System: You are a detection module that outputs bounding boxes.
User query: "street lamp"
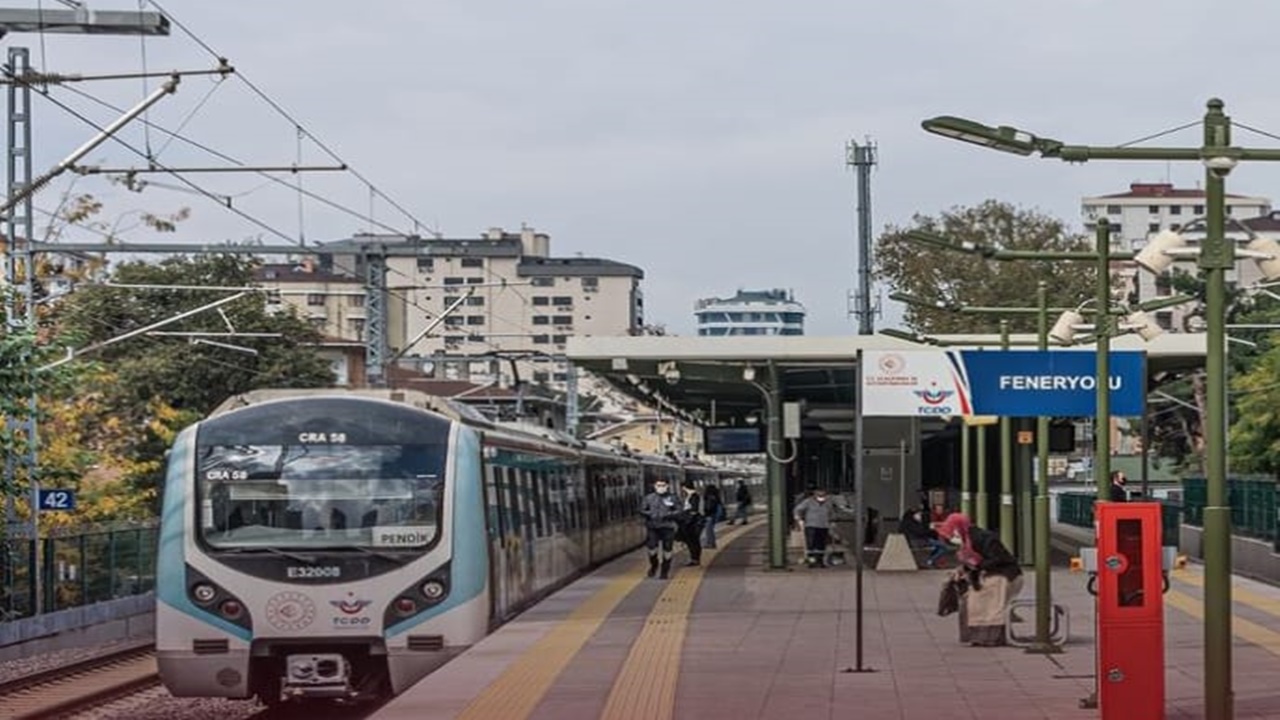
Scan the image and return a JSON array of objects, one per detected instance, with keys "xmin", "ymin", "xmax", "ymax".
[{"xmin": 922, "ymin": 98, "xmax": 1280, "ymax": 720}]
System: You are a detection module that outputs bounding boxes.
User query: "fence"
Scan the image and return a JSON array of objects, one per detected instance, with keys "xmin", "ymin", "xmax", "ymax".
[
  {"xmin": 1181, "ymin": 477, "xmax": 1278, "ymax": 551},
  {"xmin": 1, "ymin": 523, "xmax": 157, "ymax": 620},
  {"xmin": 1057, "ymin": 492, "xmax": 1182, "ymax": 547}
]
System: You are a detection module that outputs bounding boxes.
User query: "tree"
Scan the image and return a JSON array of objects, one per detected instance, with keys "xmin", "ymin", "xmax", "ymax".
[
  {"xmin": 875, "ymin": 200, "xmax": 1099, "ymax": 334},
  {"xmin": 49, "ymin": 253, "xmax": 336, "ymax": 505}
]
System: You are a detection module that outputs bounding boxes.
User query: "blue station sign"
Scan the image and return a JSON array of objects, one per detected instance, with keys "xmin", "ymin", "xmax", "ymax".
[{"xmin": 861, "ymin": 350, "xmax": 1145, "ymax": 417}]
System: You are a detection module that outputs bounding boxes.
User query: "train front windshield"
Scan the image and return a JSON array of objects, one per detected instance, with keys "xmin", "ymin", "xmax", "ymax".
[{"xmin": 197, "ymin": 443, "xmax": 447, "ymax": 551}]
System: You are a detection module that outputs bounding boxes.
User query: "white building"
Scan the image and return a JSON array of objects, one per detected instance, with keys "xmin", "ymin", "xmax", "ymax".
[
  {"xmin": 1081, "ymin": 182, "xmax": 1273, "ymax": 332},
  {"xmin": 256, "ymin": 226, "xmax": 645, "ymax": 387},
  {"xmin": 694, "ymin": 288, "xmax": 805, "ymax": 336}
]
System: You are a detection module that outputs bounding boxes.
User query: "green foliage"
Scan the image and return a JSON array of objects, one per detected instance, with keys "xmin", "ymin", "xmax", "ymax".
[
  {"xmin": 874, "ymin": 200, "xmax": 1100, "ymax": 334},
  {"xmin": 51, "ymin": 254, "xmax": 336, "ymax": 501}
]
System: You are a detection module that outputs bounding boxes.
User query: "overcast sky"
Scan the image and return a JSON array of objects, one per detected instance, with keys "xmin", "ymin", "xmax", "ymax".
[{"xmin": 19, "ymin": 1, "xmax": 1280, "ymax": 335}]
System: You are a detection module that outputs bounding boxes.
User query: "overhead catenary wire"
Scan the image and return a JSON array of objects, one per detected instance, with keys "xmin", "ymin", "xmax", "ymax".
[{"xmin": 145, "ymin": 0, "xmax": 435, "ymax": 238}]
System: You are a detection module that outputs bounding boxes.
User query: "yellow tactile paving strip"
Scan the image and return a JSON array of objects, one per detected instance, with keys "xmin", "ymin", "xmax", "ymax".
[
  {"xmin": 1167, "ymin": 568, "xmax": 1280, "ymax": 656},
  {"xmin": 453, "ymin": 561, "xmax": 647, "ymax": 720},
  {"xmin": 597, "ymin": 521, "xmax": 756, "ymax": 720},
  {"xmin": 457, "ymin": 520, "xmax": 758, "ymax": 720}
]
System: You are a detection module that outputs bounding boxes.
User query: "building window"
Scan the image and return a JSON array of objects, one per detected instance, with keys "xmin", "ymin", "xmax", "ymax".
[
  {"xmin": 443, "ymin": 277, "xmax": 465, "ymax": 285},
  {"xmin": 347, "ymin": 294, "xmax": 365, "ymax": 307},
  {"xmin": 552, "ymin": 335, "xmax": 568, "ymax": 345},
  {"xmin": 1170, "ymin": 205, "xmax": 1182, "ymax": 215},
  {"xmin": 465, "ymin": 296, "xmax": 484, "ymax": 306},
  {"xmin": 1194, "ymin": 204, "xmax": 1204, "ymax": 214},
  {"xmin": 1226, "ymin": 206, "xmax": 1234, "ymax": 215},
  {"xmin": 532, "ymin": 371, "xmax": 550, "ymax": 382},
  {"xmin": 1155, "ymin": 273, "xmax": 1173, "ymax": 297},
  {"xmin": 460, "ymin": 258, "xmax": 484, "ymax": 268},
  {"xmin": 306, "ymin": 293, "xmax": 325, "ymax": 306},
  {"xmin": 552, "ymin": 296, "xmax": 572, "ymax": 306},
  {"xmin": 347, "ymin": 318, "xmax": 365, "ymax": 338},
  {"xmin": 1106, "ymin": 205, "xmax": 1121, "ymax": 215},
  {"xmin": 552, "ymin": 315, "xmax": 573, "ymax": 325},
  {"xmin": 1155, "ymin": 311, "xmax": 1173, "ymax": 330},
  {"xmin": 531, "ymin": 277, "xmax": 554, "ymax": 287},
  {"xmin": 532, "ymin": 334, "xmax": 550, "ymax": 344},
  {"xmin": 1148, "ymin": 223, "xmax": 1160, "ymax": 233},
  {"xmin": 467, "ymin": 333, "xmax": 485, "ymax": 343},
  {"xmin": 466, "ymin": 277, "xmax": 484, "ymax": 284},
  {"xmin": 467, "ymin": 315, "xmax": 485, "ymax": 325},
  {"xmin": 532, "ymin": 297, "xmax": 550, "ymax": 306},
  {"xmin": 581, "ymin": 277, "xmax": 599, "ymax": 289},
  {"xmin": 1148, "ymin": 205, "xmax": 1160, "ymax": 214},
  {"xmin": 532, "ymin": 316, "xmax": 550, "ymax": 325},
  {"xmin": 416, "ymin": 257, "xmax": 434, "ymax": 271},
  {"xmin": 308, "ymin": 317, "xmax": 327, "ymax": 329},
  {"xmin": 553, "ymin": 372, "xmax": 568, "ymax": 382}
]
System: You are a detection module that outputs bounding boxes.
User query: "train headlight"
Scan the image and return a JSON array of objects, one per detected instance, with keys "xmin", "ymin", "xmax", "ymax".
[
  {"xmin": 192, "ymin": 583, "xmax": 217, "ymax": 604},
  {"xmin": 219, "ymin": 599, "xmax": 244, "ymax": 619},
  {"xmin": 393, "ymin": 597, "xmax": 417, "ymax": 616},
  {"xmin": 421, "ymin": 580, "xmax": 446, "ymax": 600}
]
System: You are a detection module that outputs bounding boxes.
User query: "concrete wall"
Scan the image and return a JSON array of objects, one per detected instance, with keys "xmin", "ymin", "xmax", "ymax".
[
  {"xmin": 0, "ymin": 593, "xmax": 155, "ymax": 662},
  {"xmin": 1179, "ymin": 525, "xmax": 1280, "ymax": 584}
]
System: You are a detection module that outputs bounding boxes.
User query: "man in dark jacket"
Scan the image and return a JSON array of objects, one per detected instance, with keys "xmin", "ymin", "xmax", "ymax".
[
  {"xmin": 1109, "ymin": 470, "xmax": 1129, "ymax": 502},
  {"xmin": 899, "ymin": 507, "xmax": 951, "ymax": 567},
  {"xmin": 639, "ymin": 479, "xmax": 680, "ymax": 579}
]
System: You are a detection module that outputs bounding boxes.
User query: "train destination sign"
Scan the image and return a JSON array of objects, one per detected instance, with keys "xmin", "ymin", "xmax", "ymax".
[{"xmin": 861, "ymin": 349, "xmax": 1145, "ymax": 418}]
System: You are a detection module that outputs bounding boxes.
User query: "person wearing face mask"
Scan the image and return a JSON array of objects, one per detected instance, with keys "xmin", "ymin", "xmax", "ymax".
[
  {"xmin": 639, "ymin": 478, "xmax": 680, "ymax": 579},
  {"xmin": 793, "ymin": 487, "xmax": 835, "ymax": 567},
  {"xmin": 935, "ymin": 513, "xmax": 1023, "ymax": 646}
]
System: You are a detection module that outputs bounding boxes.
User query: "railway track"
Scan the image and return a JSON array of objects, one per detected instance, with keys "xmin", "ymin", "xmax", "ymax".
[{"xmin": 0, "ymin": 641, "xmax": 161, "ymax": 719}]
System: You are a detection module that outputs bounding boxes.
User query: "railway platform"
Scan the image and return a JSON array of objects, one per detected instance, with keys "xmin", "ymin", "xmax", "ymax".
[{"xmin": 373, "ymin": 520, "xmax": 1280, "ymax": 719}]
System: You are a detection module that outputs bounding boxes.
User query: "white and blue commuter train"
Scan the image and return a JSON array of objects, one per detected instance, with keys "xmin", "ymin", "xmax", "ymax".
[{"xmin": 155, "ymin": 388, "xmax": 761, "ymax": 705}]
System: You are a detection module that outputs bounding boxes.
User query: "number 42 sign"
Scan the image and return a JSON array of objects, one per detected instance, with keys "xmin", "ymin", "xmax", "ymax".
[{"xmin": 37, "ymin": 489, "xmax": 76, "ymax": 512}]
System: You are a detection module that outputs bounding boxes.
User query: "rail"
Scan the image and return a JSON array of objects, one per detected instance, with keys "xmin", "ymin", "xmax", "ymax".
[{"xmin": 0, "ymin": 641, "xmax": 158, "ymax": 718}]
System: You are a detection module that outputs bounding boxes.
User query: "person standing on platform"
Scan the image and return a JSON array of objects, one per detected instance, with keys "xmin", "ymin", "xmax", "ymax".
[
  {"xmin": 639, "ymin": 479, "xmax": 680, "ymax": 579},
  {"xmin": 677, "ymin": 480, "xmax": 704, "ymax": 566},
  {"xmin": 936, "ymin": 513, "xmax": 1023, "ymax": 646},
  {"xmin": 1109, "ymin": 470, "xmax": 1129, "ymax": 502},
  {"xmin": 794, "ymin": 487, "xmax": 835, "ymax": 567},
  {"xmin": 731, "ymin": 481, "xmax": 752, "ymax": 525},
  {"xmin": 702, "ymin": 483, "xmax": 724, "ymax": 549}
]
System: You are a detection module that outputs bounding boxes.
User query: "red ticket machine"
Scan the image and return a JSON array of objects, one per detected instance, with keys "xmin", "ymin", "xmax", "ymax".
[{"xmin": 1096, "ymin": 502, "xmax": 1165, "ymax": 719}]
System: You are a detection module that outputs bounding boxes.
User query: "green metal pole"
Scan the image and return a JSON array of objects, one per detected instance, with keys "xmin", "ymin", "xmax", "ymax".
[
  {"xmin": 1018, "ymin": 418, "xmax": 1034, "ymax": 564},
  {"xmin": 1201, "ymin": 98, "xmax": 1234, "ymax": 720},
  {"xmin": 1000, "ymin": 320, "xmax": 1015, "ymax": 550},
  {"xmin": 766, "ymin": 361, "xmax": 788, "ymax": 570},
  {"xmin": 961, "ymin": 424, "xmax": 972, "ymax": 517},
  {"xmin": 1094, "ymin": 222, "xmax": 1112, "ymax": 506},
  {"xmin": 1029, "ymin": 280, "xmax": 1061, "ymax": 653},
  {"xmin": 976, "ymin": 422, "xmax": 989, "ymax": 528}
]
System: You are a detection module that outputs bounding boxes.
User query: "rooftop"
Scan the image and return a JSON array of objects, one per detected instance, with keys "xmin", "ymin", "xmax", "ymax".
[
  {"xmin": 695, "ymin": 288, "xmax": 802, "ymax": 309},
  {"xmin": 1086, "ymin": 182, "xmax": 1262, "ymax": 201}
]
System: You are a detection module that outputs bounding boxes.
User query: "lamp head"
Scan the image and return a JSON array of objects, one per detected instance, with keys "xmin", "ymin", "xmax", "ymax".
[
  {"xmin": 1134, "ymin": 230, "xmax": 1187, "ymax": 275},
  {"xmin": 1125, "ymin": 310, "xmax": 1164, "ymax": 342},
  {"xmin": 921, "ymin": 116, "xmax": 1038, "ymax": 156},
  {"xmin": 1247, "ymin": 236, "xmax": 1280, "ymax": 281},
  {"xmin": 1049, "ymin": 310, "xmax": 1083, "ymax": 344}
]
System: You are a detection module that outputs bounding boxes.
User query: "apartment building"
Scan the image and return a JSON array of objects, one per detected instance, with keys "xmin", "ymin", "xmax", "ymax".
[
  {"xmin": 694, "ymin": 288, "xmax": 805, "ymax": 336},
  {"xmin": 1081, "ymin": 182, "xmax": 1272, "ymax": 332},
  {"xmin": 255, "ymin": 227, "xmax": 645, "ymax": 387}
]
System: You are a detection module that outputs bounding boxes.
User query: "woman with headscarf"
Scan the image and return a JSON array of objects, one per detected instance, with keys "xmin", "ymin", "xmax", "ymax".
[{"xmin": 935, "ymin": 513, "xmax": 1023, "ymax": 646}]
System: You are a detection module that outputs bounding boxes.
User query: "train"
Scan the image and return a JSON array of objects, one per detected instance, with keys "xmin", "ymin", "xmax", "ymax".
[{"xmin": 154, "ymin": 388, "xmax": 762, "ymax": 705}]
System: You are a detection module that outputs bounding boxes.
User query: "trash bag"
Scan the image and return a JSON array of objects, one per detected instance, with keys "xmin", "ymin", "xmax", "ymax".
[{"xmin": 937, "ymin": 576, "xmax": 967, "ymax": 617}]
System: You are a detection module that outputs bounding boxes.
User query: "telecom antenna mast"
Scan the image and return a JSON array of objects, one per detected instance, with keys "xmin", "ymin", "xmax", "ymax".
[{"xmin": 846, "ymin": 139, "xmax": 878, "ymax": 335}]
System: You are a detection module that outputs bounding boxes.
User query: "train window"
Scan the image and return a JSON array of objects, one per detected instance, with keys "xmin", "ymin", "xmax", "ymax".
[
  {"xmin": 530, "ymin": 470, "xmax": 545, "ymax": 539},
  {"xmin": 539, "ymin": 469, "xmax": 553, "ymax": 536},
  {"xmin": 517, "ymin": 469, "xmax": 534, "ymax": 542},
  {"xmin": 196, "ymin": 443, "xmax": 446, "ymax": 551},
  {"xmin": 505, "ymin": 467, "xmax": 520, "ymax": 537},
  {"xmin": 489, "ymin": 465, "xmax": 506, "ymax": 546}
]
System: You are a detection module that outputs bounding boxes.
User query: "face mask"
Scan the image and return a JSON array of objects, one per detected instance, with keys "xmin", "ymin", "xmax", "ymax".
[
  {"xmin": 816, "ymin": 496, "xmax": 828, "ymax": 503},
  {"xmin": 949, "ymin": 533, "xmax": 964, "ymax": 546},
  {"xmin": 655, "ymin": 486, "xmax": 669, "ymax": 495}
]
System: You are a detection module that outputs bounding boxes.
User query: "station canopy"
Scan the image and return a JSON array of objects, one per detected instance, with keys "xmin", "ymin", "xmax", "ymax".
[{"xmin": 566, "ymin": 332, "xmax": 1207, "ymax": 442}]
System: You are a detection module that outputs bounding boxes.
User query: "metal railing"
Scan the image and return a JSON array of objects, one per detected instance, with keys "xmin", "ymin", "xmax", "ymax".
[
  {"xmin": 1, "ymin": 522, "xmax": 157, "ymax": 620},
  {"xmin": 1057, "ymin": 492, "xmax": 1182, "ymax": 547},
  {"xmin": 1181, "ymin": 477, "xmax": 1277, "ymax": 546}
]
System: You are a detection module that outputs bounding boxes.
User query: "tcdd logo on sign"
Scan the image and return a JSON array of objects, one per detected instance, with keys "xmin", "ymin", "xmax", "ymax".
[{"xmin": 37, "ymin": 489, "xmax": 76, "ymax": 512}]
